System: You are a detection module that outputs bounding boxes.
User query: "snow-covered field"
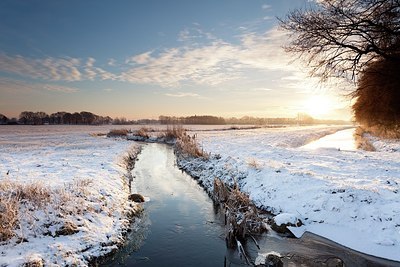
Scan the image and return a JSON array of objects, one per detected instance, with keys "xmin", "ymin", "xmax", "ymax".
[
  {"xmin": 178, "ymin": 125, "xmax": 400, "ymax": 262},
  {"xmin": 1, "ymin": 125, "xmax": 400, "ymax": 265},
  {"xmin": 0, "ymin": 125, "xmax": 138, "ymax": 266}
]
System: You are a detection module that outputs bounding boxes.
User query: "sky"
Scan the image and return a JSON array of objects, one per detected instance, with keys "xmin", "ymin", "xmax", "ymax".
[{"xmin": 0, "ymin": 0, "xmax": 354, "ymax": 120}]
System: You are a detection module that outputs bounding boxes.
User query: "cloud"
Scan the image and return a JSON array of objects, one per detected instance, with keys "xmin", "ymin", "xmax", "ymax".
[
  {"xmin": 262, "ymin": 4, "xmax": 271, "ymax": 10},
  {"xmin": 126, "ymin": 51, "xmax": 153, "ymax": 65},
  {"xmin": 107, "ymin": 58, "xmax": 117, "ymax": 66},
  {"xmin": 0, "ymin": 26, "xmax": 301, "ymax": 89},
  {"xmin": 85, "ymin": 57, "xmax": 117, "ymax": 81},
  {"xmin": 0, "ymin": 54, "xmax": 82, "ymax": 81},
  {"xmin": 165, "ymin": 92, "xmax": 201, "ymax": 98},
  {"xmin": 0, "ymin": 77, "xmax": 79, "ymax": 93},
  {"xmin": 120, "ymin": 42, "xmax": 242, "ymax": 87},
  {"xmin": 252, "ymin": 87, "xmax": 273, "ymax": 91},
  {"xmin": 120, "ymin": 26, "xmax": 297, "ymax": 87},
  {"xmin": 0, "ymin": 54, "xmax": 116, "ymax": 82}
]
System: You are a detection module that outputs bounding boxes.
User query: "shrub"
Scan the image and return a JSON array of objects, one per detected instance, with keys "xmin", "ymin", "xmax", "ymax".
[
  {"xmin": 107, "ymin": 128, "xmax": 129, "ymax": 137},
  {"xmin": 158, "ymin": 125, "xmax": 186, "ymax": 141},
  {"xmin": 352, "ymin": 58, "xmax": 400, "ymax": 133},
  {"xmin": 175, "ymin": 132, "xmax": 208, "ymax": 158},
  {"xmin": 213, "ymin": 178, "xmax": 266, "ymax": 248},
  {"xmin": 247, "ymin": 158, "xmax": 262, "ymax": 170},
  {"xmin": 0, "ymin": 180, "xmax": 51, "ymax": 241},
  {"xmin": 135, "ymin": 127, "xmax": 150, "ymax": 138},
  {"xmin": 354, "ymin": 127, "xmax": 376, "ymax": 151}
]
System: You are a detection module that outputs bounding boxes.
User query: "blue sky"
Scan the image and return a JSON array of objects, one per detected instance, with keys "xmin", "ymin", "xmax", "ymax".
[{"xmin": 0, "ymin": 0, "xmax": 353, "ymax": 120}]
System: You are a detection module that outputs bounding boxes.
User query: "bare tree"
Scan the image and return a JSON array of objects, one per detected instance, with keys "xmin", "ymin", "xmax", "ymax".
[{"xmin": 280, "ymin": 0, "xmax": 400, "ymax": 81}]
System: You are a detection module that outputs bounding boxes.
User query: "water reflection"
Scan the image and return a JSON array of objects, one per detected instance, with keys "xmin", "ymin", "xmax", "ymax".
[{"xmin": 102, "ymin": 143, "xmax": 400, "ymax": 267}]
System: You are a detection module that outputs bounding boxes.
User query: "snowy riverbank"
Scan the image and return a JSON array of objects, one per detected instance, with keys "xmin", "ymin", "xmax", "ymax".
[
  {"xmin": 177, "ymin": 126, "xmax": 400, "ymax": 262},
  {"xmin": 0, "ymin": 126, "xmax": 140, "ymax": 266}
]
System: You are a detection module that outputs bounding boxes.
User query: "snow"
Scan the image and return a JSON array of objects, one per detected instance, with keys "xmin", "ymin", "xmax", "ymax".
[
  {"xmin": 273, "ymin": 213, "xmax": 300, "ymax": 226},
  {"xmin": 1, "ymin": 124, "xmax": 400, "ymax": 264},
  {"xmin": 177, "ymin": 125, "xmax": 400, "ymax": 262},
  {"xmin": 0, "ymin": 125, "xmax": 139, "ymax": 266}
]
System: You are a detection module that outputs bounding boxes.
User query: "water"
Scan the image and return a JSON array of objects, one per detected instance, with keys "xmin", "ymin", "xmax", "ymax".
[
  {"xmin": 101, "ymin": 143, "xmax": 243, "ymax": 266},
  {"xmin": 302, "ymin": 128, "xmax": 357, "ymax": 151},
  {"xmin": 102, "ymin": 143, "xmax": 400, "ymax": 267}
]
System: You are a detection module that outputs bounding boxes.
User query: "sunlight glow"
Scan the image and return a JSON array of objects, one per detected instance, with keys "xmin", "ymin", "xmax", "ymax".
[{"xmin": 305, "ymin": 95, "xmax": 334, "ymax": 118}]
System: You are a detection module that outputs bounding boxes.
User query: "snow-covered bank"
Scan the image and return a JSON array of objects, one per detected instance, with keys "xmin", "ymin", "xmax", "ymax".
[
  {"xmin": 178, "ymin": 126, "xmax": 400, "ymax": 262},
  {"xmin": 0, "ymin": 126, "xmax": 140, "ymax": 266}
]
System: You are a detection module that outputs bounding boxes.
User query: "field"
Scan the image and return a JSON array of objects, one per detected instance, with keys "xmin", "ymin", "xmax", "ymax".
[
  {"xmin": 0, "ymin": 125, "xmax": 399, "ymax": 265},
  {"xmin": 181, "ymin": 125, "xmax": 400, "ymax": 261}
]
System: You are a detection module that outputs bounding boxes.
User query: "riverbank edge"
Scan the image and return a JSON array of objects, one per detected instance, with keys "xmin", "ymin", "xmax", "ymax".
[
  {"xmin": 122, "ymin": 133, "xmax": 400, "ymax": 266},
  {"xmin": 87, "ymin": 143, "xmax": 144, "ymax": 266}
]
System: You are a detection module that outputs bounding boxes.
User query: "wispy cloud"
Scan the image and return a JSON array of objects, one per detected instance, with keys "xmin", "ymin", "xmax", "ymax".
[
  {"xmin": 120, "ymin": 42, "xmax": 242, "ymax": 87},
  {"xmin": 0, "ymin": 26, "xmax": 301, "ymax": 89},
  {"xmin": 165, "ymin": 92, "xmax": 201, "ymax": 98},
  {"xmin": 0, "ymin": 77, "xmax": 79, "ymax": 93},
  {"xmin": 262, "ymin": 4, "xmax": 272, "ymax": 10},
  {"xmin": 0, "ymin": 54, "xmax": 116, "ymax": 82},
  {"xmin": 120, "ymin": 26, "xmax": 297, "ymax": 87},
  {"xmin": 0, "ymin": 54, "xmax": 82, "ymax": 81}
]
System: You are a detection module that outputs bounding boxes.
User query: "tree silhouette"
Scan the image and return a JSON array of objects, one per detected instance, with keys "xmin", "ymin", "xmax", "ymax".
[{"xmin": 280, "ymin": 0, "xmax": 400, "ymax": 130}]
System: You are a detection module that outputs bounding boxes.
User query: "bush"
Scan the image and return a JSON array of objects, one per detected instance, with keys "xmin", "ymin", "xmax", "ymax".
[
  {"xmin": 175, "ymin": 132, "xmax": 208, "ymax": 158},
  {"xmin": 353, "ymin": 127, "xmax": 376, "ymax": 151},
  {"xmin": 158, "ymin": 125, "xmax": 186, "ymax": 141},
  {"xmin": 352, "ymin": 58, "xmax": 400, "ymax": 134},
  {"xmin": 0, "ymin": 180, "xmax": 51, "ymax": 241},
  {"xmin": 107, "ymin": 129, "xmax": 129, "ymax": 137}
]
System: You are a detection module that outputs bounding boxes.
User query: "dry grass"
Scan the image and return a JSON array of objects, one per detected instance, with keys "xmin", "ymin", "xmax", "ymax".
[
  {"xmin": 213, "ymin": 178, "xmax": 266, "ymax": 248},
  {"xmin": 354, "ymin": 127, "xmax": 376, "ymax": 151},
  {"xmin": 175, "ymin": 132, "xmax": 209, "ymax": 158},
  {"xmin": 247, "ymin": 158, "xmax": 262, "ymax": 170},
  {"xmin": 367, "ymin": 125, "xmax": 400, "ymax": 139},
  {"xmin": 158, "ymin": 125, "xmax": 186, "ymax": 141},
  {"xmin": 0, "ymin": 180, "xmax": 51, "ymax": 241},
  {"xmin": 135, "ymin": 127, "xmax": 150, "ymax": 138},
  {"xmin": 107, "ymin": 128, "xmax": 129, "ymax": 137},
  {"xmin": 0, "ymin": 178, "xmax": 98, "ymax": 242}
]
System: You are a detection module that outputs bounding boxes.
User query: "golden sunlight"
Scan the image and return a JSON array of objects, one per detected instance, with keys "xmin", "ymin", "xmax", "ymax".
[{"xmin": 304, "ymin": 95, "xmax": 334, "ymax": 118}]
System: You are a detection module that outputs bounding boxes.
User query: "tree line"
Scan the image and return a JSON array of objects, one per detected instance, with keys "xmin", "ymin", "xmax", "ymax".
[
  {"xmin": 0, "ymin": 111, "xmax": 112, "ymax": 125},
  {"xmin": 0, "ymin": 112, "xmax": 349, "ymax": 126},
  {"xmin": 159, "ymin": 114, "xmax": 349, "ymax": 125}
]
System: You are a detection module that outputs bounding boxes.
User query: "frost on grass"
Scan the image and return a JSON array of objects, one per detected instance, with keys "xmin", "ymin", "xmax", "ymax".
[
  {"xmin": 176, "ymin": 126, "xmax": 400, "ymax": 262},
  {"xmin": 0, "ymin": 127, "xmax": 142, "ymax": 266}
]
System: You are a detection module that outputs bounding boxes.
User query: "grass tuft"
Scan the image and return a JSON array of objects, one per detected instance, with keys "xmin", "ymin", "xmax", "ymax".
[
  {"xmin": 175, "ymin": 132, "xmax": 209, "ymax": 158},
  {"xmin": 158, "ymin": 125, "xmax": 186, "ymax": 141},
  {"xmin": 107, "ymin": 128, "xmax": 129, "ymax": 138},
  {"xmin": 354, "ymin": 127, "xmax": 376, "ymax": 151},
  {"xmin": 213, "ymin": 178, "xmax": 266, "ymax": 248},
  {"xmin": 247, "ymin": 158, "xmax": 262, "ymax": 170},
  {"xmin": 0, "ymin": 180, "xmax": 51, "ymax": 241}
]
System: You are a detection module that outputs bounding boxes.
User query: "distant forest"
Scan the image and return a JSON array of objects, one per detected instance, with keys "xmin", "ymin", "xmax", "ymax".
[{"xmin": 0, "ymin": 111, "xmax": 350, "ymax": 126}]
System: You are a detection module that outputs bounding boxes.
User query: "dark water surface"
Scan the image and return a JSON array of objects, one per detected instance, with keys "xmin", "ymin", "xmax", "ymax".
[
  {"xmin": 102, "ymin": 143, "xmax": 400, "ymax": 267},
  {"xmin": 102, "ymin": 143, "xmax": 243, "ymax": 266}
]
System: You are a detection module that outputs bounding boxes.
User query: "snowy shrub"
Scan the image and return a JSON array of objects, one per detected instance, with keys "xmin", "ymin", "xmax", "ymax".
[
  {"xmin": 135, "ymin": 127, "xmax": 151, "ymax": 138},
  {"xmin": 354, "ymin": 127, "xmax": 376, "ymax": 151},
  {"xmin": 246, "ymin": 158, "xmax": 262, "ymax": 170},
  {"xmin": 107, "ymin": 128, "xmax": 130, "ymax": 137},
  {"xmin": 0, "ymin": 180, "xmax": 51, "ymax": 241},
  {"xmin": 158, "ymin": 125, "xmax": 186, "ymax": 141},
  {"xmin": 175, "ymin": 132, "xmax": 209, "ymax": 159},
  {"xmin": 213, "ymin": 178, "xmax": 266, "ymax": 248}
]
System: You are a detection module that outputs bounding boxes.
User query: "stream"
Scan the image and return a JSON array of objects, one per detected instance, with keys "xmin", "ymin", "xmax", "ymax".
[{"xmin": 101, "ymin": 143, "xmax": 400, "ymax": 267}]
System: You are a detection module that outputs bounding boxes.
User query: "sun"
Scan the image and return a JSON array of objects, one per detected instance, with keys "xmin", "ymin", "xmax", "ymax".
[{"xmin": 304, "ymin": 95, "xmax": 333, "ymax": 118}]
